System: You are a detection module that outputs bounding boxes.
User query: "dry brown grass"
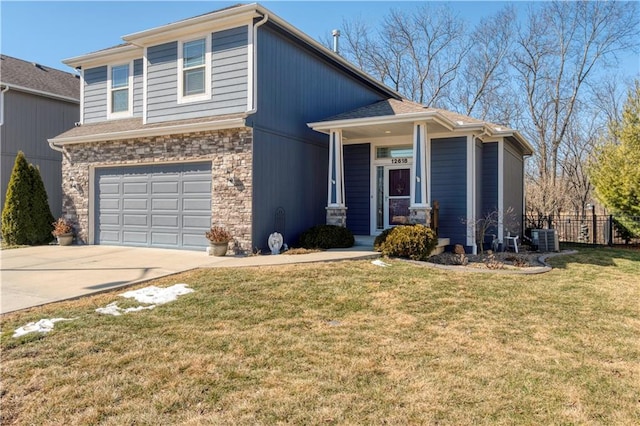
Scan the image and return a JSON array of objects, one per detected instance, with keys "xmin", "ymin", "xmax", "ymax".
[{"xmin": 1, "ymin": 248, "xmax": 639, "ymax": 425}]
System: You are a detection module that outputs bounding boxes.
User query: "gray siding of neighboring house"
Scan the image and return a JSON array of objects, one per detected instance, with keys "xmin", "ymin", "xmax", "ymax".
[
  {"xmin": 83, "ymin": 65, "xmax": 107, "ymax": 123},
  {"xmin": 431, "ymin": 137, "xmax": 467, "ymax": 246},
  {"xmin": 146, "ymin": 26, "xmax": 248, "ymax": 123},
  {"xmin": 249, "ymin": 23, "xmax": 389, "ymax": 248},
  {"xmin": 344, "ymin": 143, "xmax": 371, "ymax": 235},
  {"xmin": 503, "ymin": 138, "xmax": 524, "ymax": 234},
  {"xmin": 133, "ymin": 58, "xmax": 144, "ymax": 117},
  {"xmin": 1, "ymin": 90, "xmax": 79, "ymax": 218}
]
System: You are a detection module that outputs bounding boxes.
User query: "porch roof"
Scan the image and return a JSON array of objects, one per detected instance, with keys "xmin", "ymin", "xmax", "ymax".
[{"xmin": 308, "ymin": 98, "xmax": 534, "ymax": 155}]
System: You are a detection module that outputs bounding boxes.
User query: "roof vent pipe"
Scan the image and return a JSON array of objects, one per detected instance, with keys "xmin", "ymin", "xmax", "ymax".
[{"xmin": 332, "ymin": 29, "xmax": 340, "ymax": 54}]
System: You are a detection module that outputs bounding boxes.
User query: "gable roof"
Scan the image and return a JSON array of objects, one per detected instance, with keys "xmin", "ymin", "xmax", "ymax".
[
  {"xmin": 0, "ymin": 54, "xmax": 80, "ymax": 102},
  {"xmin": 309, "ymin": 98, "xmax": 534, "ymax": 155}
]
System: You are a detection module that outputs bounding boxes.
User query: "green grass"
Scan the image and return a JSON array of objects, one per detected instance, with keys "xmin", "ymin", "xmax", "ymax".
[{"xmin": 1, "ymin": 248, "xmax": 639, "ymax": 425}]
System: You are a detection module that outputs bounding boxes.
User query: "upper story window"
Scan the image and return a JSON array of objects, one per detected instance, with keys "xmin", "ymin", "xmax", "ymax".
[
  {"xmin": 178, "ymin": 36, "xmax": 211, "ymax": 104},
  {"xmin": 107, "ymin": 63, "xmax": 132, "ymax": 119}
]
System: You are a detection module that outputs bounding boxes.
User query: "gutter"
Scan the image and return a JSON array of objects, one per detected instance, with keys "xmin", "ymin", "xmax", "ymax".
[
  {"xmin": 246, "ymin": 12, "xmax": 269, "ymax": 115},
  {"xmin": 0, "ymin": 82, "xmax": 79, "ymax": 104},
  {"xmin": 48, "ymin": 117, "xmax": 247, "ymax": 145}
]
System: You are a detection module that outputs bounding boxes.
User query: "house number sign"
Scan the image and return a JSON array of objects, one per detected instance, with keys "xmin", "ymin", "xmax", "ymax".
[{"xmin": 391, "ymin": 158, "xmax": 409, "ymax": 164}]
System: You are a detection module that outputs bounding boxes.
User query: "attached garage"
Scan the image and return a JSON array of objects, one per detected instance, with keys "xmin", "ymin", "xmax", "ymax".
[{"xmin": 95, "ymin": 162, "xmax": 212, "ymax": 250}]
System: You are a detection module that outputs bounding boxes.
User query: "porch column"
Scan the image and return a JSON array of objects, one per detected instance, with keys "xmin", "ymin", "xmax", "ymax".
[
  {"xmin": 409, "ymin": 122, "xmax": 431, "ymax": 226},
  {"xmin": 326, "ymin": 129, "xmax": 347, "ymax": 227}
]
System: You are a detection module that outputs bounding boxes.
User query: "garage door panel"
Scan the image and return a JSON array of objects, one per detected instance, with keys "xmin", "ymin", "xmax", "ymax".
[
  {"xmin": 100, "ymin": 213, "xmax": 120, "ymax": 225},
  {"xmin": 100, "ymin": 199, "xmax": 120, "ymax": 210},
  {"xmin": 183, "ymin": 180, "xmax": 211, "ymax": 193},
  {"xmin": 123, "ymin": 182, "xmax": 148, "ymax": 194},
  {"xmin": 183, "ymin": 198, "xmax": 211, "ymax": 211},
  {"xmin": 123, "ymin": 231, "xmax": 148, "ymax": 244},
  {"xmin": 123, "ymin": 214, "xmax": 148, "ymax": 226},
  {"xmin": 152, "ymin": 198, "xmax": 179, "ymax": 211},
  {"xmin": 183, "ymin": 215, "xmax": 210, "ymax": 229},
  {"xmin": 123, "ymin": 199, "xmax": 147, "ymax": 210},
  {"xmin": 96, "ymin": 162, "xmax": 212, "ymax": 250},
  {"xmin": 152, "ymin": 215, "xmax": 179, "ymax": 227},
  {"xmin": 152, "ymin": 181, "xmax": 179, "ymax": 194}
]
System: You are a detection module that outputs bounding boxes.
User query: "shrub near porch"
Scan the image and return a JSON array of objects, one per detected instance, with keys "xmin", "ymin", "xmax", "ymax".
[{"xmin": 1, "ymin": 248, "xmax": 639, "ymax": 424}]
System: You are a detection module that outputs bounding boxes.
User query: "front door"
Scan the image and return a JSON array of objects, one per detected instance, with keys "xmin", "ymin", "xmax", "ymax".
[{"xmin": 376, "ymin": 166, "xmax": 411, "ymax": 230}]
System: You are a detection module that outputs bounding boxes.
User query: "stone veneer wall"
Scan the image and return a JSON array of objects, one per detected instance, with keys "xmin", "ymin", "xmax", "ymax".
[{"xmin": 61, "ymin": 128, "xmax": 253, "ymax": 252}]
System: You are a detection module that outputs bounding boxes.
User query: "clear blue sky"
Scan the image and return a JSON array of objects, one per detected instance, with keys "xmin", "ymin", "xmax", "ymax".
[{"xmin": 1, "ymin": 0, "xmax": 638, "ymax": 78}]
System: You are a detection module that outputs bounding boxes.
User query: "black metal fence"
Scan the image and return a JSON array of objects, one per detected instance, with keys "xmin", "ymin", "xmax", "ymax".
[{"xmin": 523, "ymin": 214, "xmax": 640, "ymax": 246}]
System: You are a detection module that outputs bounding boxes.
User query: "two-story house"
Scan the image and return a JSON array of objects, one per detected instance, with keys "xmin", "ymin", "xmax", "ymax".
[
  {"xmin": 49, "ymin": 3, "xmax": 532, "ymax": 254},
  {"xmin": 1, "ymin": 54, "xmax": 80, "ymax": 218}
]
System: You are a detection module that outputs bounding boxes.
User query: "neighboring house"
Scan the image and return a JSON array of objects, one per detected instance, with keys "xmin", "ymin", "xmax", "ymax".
[
  {"xmin": 1, "ymin": 55, "xmax": 80, "ymax": 218},
  {"xmin": 49, "ymin": 3, "xmax": 532, "ymax": 254}
]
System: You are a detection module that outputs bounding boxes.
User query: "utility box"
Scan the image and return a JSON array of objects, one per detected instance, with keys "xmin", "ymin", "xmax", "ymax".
[{"xmin": 531, "ymin": 229, "xmax": 559, "ymax": 252}]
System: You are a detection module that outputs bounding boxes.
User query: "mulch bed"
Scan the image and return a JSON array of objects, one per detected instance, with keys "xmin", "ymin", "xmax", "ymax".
[{"xmin": 428, "ymin": 250, "xmax": 545, "ymax": 270}]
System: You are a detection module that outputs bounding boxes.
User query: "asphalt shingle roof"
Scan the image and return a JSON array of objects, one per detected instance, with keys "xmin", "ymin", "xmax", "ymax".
[
  {"xmin": 1, "ymin": 54, "xmax": 80, "ymax": 101},
  {"xmin": 321, "ymin": 98, "xmax": 510, "ymax": 131}
]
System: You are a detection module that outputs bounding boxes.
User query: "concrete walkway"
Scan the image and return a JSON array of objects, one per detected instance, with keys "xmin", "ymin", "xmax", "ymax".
[{"xmin": 0, "ymin": 245, "xmax": 379, "ymax": 314}]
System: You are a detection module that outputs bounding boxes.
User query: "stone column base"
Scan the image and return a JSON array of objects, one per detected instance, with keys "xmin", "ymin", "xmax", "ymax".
[
  {"xmin": 326, "ymin": 206, "xmax": 348, "ymax": 227},
  {"xmin": 409, "ymin": 205, "xmax": 432, "ymax": 227}
]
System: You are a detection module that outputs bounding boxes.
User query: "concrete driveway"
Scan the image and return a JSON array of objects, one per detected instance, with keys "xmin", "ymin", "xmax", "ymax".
[
  {"xmin": 0, "ymin": 245, "xmax": 222, "ymax": 314},
  {"xmin": 0, "ymin": 245, "xmax": 379, "ymax": 314}
]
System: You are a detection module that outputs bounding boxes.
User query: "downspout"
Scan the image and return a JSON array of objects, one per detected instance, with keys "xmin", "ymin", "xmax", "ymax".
[
  {"xmin": 246, "ymin": 12, "xmax": 269, "ymax": 115},
  {"xmin": 0, "ymin": 85, "xmax": 9, "ymax": 126},
  {"xmin": 48, "ymin": 138, "xmax": 65, "ymax": 153}
]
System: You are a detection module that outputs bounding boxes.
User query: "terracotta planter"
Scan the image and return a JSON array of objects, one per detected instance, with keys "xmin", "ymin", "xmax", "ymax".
[
  {"xmin": 210, "ymin": 241, "xmax": 229, "ymax": 256},
  {"xmin": 56, "ymin": 233, "xmax": 73, "ymax": 246}
]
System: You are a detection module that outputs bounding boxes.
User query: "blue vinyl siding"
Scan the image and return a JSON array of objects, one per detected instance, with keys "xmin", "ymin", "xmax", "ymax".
[
  {"xmin": 83, "ymin": 65, "xmax": 107, "ymax": 123},
  {"xmin": 251, "ymin": 129, "xmax": 328, "ymax": 249},
  {"xmin": 504, "ymin": 139, "xmax": 524, "ymax": 233},
  {"xmin": 431, "ymin": 137, "xmax": 467, "ymax": 246},
  {"xmin": 146, "ymin": 26, "xmax": 248, "ymax": 123},
  {"xmin": 250, "ymin": 24, "xmax": 388, "ymax": 140},
  {"xmin": 344, "ymin": 144, "xmax": 371, "ymax": 235},
  {"xmin": 133, "ymin": 58, "xmax": 143, "ymax": 117},
  {"xmin": 250, "ymin": 23, "xmax": 389, "ymax": 249}
]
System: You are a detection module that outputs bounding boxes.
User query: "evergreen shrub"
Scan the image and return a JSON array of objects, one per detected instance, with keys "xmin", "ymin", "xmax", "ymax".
[
  {"xmin": 377, "ymin": 224, "xmax": 438, "ymax": 261},
  {"xmin": 299, "ymin": 224, "xmax": 354, "ymax": 249}
]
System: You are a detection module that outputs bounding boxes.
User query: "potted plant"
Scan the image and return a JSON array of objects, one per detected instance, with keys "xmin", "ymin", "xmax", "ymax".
[
  {"xmin": 52, "ymin": 217, "xmax": 73, "ymax": 246},
  {"xmin": 205, "ymin": 225, "xmax": 232, "ymax": 256}
]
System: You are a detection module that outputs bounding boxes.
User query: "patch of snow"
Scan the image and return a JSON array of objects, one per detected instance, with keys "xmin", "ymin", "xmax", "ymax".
[
  {"xmin": 120, "ymin": 283, "xmax": 194, "ymax": 305},
  {"xmin": 96, "ymin": 284, "xmax": 194, "ymax": 316},
  {"xmin": 13, "ymin": 318, "xmax": 77, "ymax": 338},
  {"xmin": 95, "ymin": 302, "xmax": 156, "ymax": 316},
  {"xmin": 371, "ymin": 259, "xmax": 391, "ymax": 267}
]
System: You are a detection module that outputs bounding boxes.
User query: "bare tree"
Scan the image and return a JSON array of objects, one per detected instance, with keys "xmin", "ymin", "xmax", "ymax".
[
  {"xmin": 452, "ymin": 5, "xmax": 516, "ymax": 122},
  {"xmin": 513, "ymin": 0, "xmax": 640, "ymax": 217}
]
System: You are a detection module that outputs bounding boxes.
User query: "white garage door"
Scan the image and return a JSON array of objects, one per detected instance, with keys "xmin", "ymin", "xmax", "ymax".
[{"xmin": 95, "ymin": 162, "xmax": 212, "ymax": 250}]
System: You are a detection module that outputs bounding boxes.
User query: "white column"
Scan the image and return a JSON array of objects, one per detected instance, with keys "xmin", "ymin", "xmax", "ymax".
[
  {"xmin": 497, "ymin": 138, "xmax": 505, "ymax": 244},
  {"xmin": 326, "ymin": 129, "xmax": 347, "ymax": 227},
  {"xmin": 409, "ymin": 122, "xmax": 431, "ymax": 226},
  {"xmin": 327, "ymin": 129, "xmax": 344, "ymax": 206},
  {"xmin": 410, "ymin": 122, "xmax": 428, "ymax": 207},
  {"xmin": 466, "ymin": 134, "xmax": 477, "ymax": 253}
]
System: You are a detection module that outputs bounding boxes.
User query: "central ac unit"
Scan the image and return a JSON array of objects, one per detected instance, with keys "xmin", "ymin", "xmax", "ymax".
[{"xmin": 531, "ymin": 229, "xmax": 559, "ymax": 252}]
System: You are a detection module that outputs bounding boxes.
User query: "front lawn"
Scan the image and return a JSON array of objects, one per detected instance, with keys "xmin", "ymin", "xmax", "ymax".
[{"xmin": 1, "ymin": 248, "xmax": 639, "ymax": 424}]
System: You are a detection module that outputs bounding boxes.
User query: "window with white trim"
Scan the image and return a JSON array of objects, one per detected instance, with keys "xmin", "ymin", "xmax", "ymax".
[
  {"xmin": 178, "ymin": 36, "xmax": 211, "ymax": 103},
  {"xmin": 107, "ymin": 63, "xmax": 132, "ymax": 118}
]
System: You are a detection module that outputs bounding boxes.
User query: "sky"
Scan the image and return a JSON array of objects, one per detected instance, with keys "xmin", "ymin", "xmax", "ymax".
[{"xmin": 1, "ymin": 0, "xmax": 638, "ymax": 78}]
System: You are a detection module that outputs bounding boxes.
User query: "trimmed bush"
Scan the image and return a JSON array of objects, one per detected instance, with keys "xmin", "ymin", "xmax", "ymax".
[
  {"xmin": 373, "ymin": 227, "xmax": 395, "ymax": 250},
  {"xmin": 1, "ymin": 152, "xmax": 54, "ymax": 245},
  {"xmin": 299, "ymin": 224, "xmax": 354, "ymax": 249},
  {"xmin": 377, "ymin": 224, "xmax": 438, "ymax": 261},
  {"xmin": 2, "ymin": 152, "xmax": 34, "ymax": 245},
  {"xmin": 29, "ymin": 164, "xmax": 55, "ymax": 245}
]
